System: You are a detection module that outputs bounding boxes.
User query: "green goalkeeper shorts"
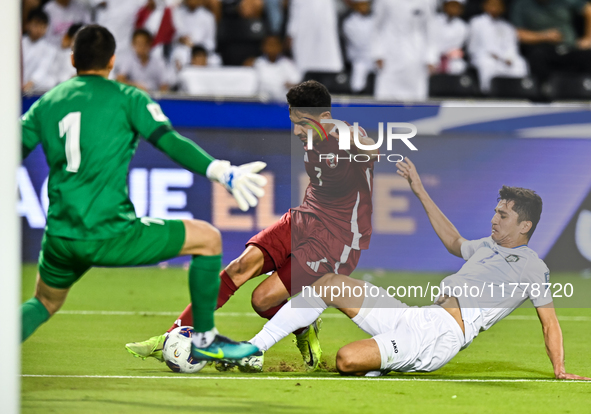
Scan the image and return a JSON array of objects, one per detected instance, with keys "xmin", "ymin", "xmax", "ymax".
[{"xmin": 38, "ymin": 218, "xmax": 186, "ymax": 289}]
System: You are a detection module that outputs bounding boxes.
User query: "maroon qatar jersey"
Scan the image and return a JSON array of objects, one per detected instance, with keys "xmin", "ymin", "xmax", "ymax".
[{"xmin": 292, "ymin": 125, "xmax": 374, "ymax": 251}]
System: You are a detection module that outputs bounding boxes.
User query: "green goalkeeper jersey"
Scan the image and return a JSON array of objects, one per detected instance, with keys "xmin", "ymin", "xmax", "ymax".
[{"xmin": 21, "ymin": 75, "xmax": 176, "ymax": 240}]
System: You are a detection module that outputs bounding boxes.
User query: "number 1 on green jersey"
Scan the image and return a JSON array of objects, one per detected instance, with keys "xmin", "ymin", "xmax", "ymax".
[{"xmin": 59, "ymin": 112, "xmax": 81, "ymax": 173}]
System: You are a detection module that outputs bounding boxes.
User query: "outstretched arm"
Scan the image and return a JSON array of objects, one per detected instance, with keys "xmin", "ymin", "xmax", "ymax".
[
  {"xmin": 396, "ymin": 158, "xmax": 466, "ymax": 258},
  {"xmin": 151, "ymin": 130, "xmax": 267, "ymax": 212},
  {"xmin": 536, "ymin": 305, "xmax": 590, "ymax": 380}
]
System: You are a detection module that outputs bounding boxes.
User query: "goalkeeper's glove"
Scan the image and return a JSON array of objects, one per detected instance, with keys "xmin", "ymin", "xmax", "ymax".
[{"xmin": 206, "ymin": 160, "xmax": 267, "ymax": 211}]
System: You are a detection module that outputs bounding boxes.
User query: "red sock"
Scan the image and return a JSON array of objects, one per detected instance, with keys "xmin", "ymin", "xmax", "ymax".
[
  {"xmin": 167, "ymin": 303, "xmax": 193, "ymax": 332},
  {"xmin": 216, "ymin": 270, "xmax": 238, "ymax": 309},
  {"xmin": 166, "ymin": 270, "xmax": 239, "ymax": 333}
]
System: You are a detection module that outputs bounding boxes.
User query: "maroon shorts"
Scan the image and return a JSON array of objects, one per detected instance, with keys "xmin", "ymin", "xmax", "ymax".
[{"xmin": 247, "ymin": 210, "xmax": 361, "ymax": 296}]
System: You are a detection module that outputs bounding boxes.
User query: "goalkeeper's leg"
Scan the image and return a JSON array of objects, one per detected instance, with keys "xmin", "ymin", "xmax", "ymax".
[
  {"xmin": 172, "ymin": 220, "xmax": 258, "ymax": 361},
  {"xmin": 126, "ymin": 244, "xmax": 271, "ymax": 361},
  {"xmin": 166, "ymin": 245, "xmax": 271, "ymax": 332},
  {"xmin": 22, "ymin": 274, "xmax": 69, "ymax": 342}
]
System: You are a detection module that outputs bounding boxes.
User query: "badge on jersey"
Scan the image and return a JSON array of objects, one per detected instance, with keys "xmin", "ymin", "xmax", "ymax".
[
  {"xmin": 325, "ymin": 153, "xmax": 338, "ymax": 169},
  {"xmin": 147, "ymin": 103, "xmax": 168, "ymax": 122},
  {"xmin": 505, "ymin": 254, "xmax": 520, "ymax": 263}
]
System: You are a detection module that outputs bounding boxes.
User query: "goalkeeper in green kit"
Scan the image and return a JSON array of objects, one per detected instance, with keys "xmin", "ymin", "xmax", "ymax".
[{"xmin": 20, "ymin": 25, "xmax": 263, "ymax": 362}]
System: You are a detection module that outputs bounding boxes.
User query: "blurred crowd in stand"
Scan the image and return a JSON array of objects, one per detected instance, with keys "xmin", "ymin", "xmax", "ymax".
[{"xmin": 21, "ymin": 0, "xmax": 591, "ymax": 101}]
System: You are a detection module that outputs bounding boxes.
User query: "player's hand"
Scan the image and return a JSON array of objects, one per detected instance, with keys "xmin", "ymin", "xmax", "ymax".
[
  {"xmin": 206, "ymin": 160, "xmax": 268, "ymax": 211},
  {"xmin": 396, "ymin": 157, "xmax": 425, "ymax": 197},
  {"xmin": 555, "ymin": 372, "xmax": 591, "ymax": 380}
]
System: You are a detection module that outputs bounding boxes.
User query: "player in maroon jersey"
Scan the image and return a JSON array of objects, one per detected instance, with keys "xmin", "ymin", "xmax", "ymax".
[{"xmin": 125, "ymin": 80, "xmax": 378, "ymax": 371}]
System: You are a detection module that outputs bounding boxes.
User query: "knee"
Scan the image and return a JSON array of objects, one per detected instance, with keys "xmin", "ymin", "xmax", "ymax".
[
  {"xmin": 188, "ymin": 220, "xmax": 221, "ymax": 256},
  {"xmin": 226, "ymin": 255, "xmax": 251, "ymax": 279},
  {"xmin": 335, "ymin": 347, "xmax": 356, "ymax": 375},
  {"xmin": 251, "ymin": 286, "xmax": 270, "ymax": 314}
]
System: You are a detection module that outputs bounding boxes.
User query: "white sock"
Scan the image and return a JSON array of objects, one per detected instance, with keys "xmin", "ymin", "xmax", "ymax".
[
  {"xmin": 250, "ymin": 293, "xmax": 328, "ymax": 352},
  {"xmin": 192, "ymin": 327, "xmax": 219, "ymax": 348}
]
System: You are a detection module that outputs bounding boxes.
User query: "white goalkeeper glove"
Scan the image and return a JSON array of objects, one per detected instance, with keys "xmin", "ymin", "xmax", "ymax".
[{"xmin": 206, "ymin": 160, "xmax": 268, "ymax": 211}]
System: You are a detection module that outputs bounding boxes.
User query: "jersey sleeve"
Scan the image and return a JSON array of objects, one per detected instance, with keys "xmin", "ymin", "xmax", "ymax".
[
  {"xmin": 21, "ymin": 99, "xmax": 42, "ymax": 159},
  {"xmin": 460, "ymin": 237, "xmax": 490, "ymax": 261},
  {"xmin": 127, "ymin": 88, "xmax": 174, "ymax": 144},
  {"xmin": 525, "ymin": 262, "xmax": 553, "ymax": 308}
]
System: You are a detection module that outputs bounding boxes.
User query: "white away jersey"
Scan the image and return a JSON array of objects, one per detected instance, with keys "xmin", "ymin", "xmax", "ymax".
[{"xmin": 438, "ymin": 237, "xmax": 552, "ymax": 348}]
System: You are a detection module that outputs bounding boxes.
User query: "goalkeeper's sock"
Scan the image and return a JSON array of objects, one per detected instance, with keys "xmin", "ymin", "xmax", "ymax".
[
  {"xmin": 167, "ymin": 268, "xmax": 237, "ymax": 334},
  {"xmin": 250, "ymin": 293, "xmax": 327, "ymax": 352},
  {"xmin": 189, "ymin": 254, "xmax": 221, "ymax": 333},
  {"xmin": 21, "ymin": 297, "xmax": 50, "ymax": 342},
  {"xmin": 216, "ymin": 270, "xmax": 238, "ymax": 309},
  {"xmin": 193, "ymin": 327, "xmax": 219, "ymax": 348},
  {"xmin": 167, "ymin": 303, "xmax": 193, "ymax": 333}
]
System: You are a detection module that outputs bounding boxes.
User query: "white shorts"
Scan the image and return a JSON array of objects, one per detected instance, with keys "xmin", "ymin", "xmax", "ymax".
[{"xmin": 351, "ymin": 285, "xmax": 464, "ymax": 373}]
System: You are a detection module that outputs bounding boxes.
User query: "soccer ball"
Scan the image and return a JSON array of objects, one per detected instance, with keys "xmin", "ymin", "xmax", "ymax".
[{"xmin": 162, "ymin": 326, "xmax": 207, "ymax": 373}]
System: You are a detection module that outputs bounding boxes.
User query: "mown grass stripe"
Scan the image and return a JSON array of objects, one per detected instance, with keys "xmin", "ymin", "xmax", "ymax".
[
  {"xmin": 21, "ymin": 374, "xmax": 591, "ymax": 383},
  {"xmin": 55, "ymin": 310, "xmax": 591, "ymax": 322}
]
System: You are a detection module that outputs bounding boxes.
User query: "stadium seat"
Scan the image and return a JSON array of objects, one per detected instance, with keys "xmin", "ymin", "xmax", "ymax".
[
  {"xmin": 489, "ymin": 77, "xmax": 539, "ymax": 100},
  {"xmin": 544, "ymin": 73, "xmax": 591, "ymax": 100},
  {"xmin": 429, "ymin": 73, "xmax": 480, "ymax": 98},
  {"xmin": 179, "ymin": 67, "xmax": 258, "ymax": 97},
  {"xmin": 303, "ymin": 71, "xmax": 352, "ymax": 95}
]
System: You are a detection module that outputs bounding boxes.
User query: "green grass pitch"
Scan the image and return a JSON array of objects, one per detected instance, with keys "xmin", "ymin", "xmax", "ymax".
[{"xmin": 21, "ymin": 264, "xmax": 591, "ymax": 413}]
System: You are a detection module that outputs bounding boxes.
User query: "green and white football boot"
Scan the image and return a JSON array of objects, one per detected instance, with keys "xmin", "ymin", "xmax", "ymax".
[
  {"xmin": 125, "ymin": 333, "xmax": 167, "ymax": 362},
  {"xmin": 294, "ymin": 318, "xmax": 322, "ymax": 371}
]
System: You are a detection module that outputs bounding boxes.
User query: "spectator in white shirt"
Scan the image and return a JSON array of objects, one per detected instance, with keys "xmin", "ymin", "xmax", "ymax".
[
  {"xmin": 433, "ymin": 0, "xmax": 468, "ymax": 74},
  {"xmin": 253, "ymin": 35, "xmax": 301, "ymax": 101},
  {"xmin": 115, "ymin": 29, "xmax": 170, "ymax": 92},
  {"xmin": 22, "ymin": 10, "xmax": 57, "ymax": 93},
  {"xmin": 468, "ymin": 0, "xmax": 528, "ymax": 92},
  {"xmin": 286, "ymin": 0, "xmax": 343, "ymax": 74},
  {"xmin": 51, "ymin": 23, "xmax": 83, "ymax": 86},
  {"xmin": 91, "ymin": 0, "xmax": 145, "ymax": 56},
  {"xmin": 43, "ymin": 0, "xmax": 91, "ymax": 47},
  {"xmin": 342, "ymin": 0, "xmax": 375, "ymax": 93},
  {"xmin": 173, "ymin": 0, "xmax": 217, "ymax": 52}
]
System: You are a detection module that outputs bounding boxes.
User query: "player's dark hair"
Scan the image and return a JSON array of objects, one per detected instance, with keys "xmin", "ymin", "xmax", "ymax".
[
  {"xmin": 132, "ymin": 28, "xmax": 153, "ymax": 43},
  {"xmin": 27, "ymin": 9, "xmax": 49, "ymax": 25},
  {"xmin": 286, "ymin": 80, "xmax": 331, "ymax": 116},
  {"xmin": 67, "ymin": 23, "xmax": 84, "ymax": 39},
  {"xmin": 72, "ymin": 25, "xmax": 116, "ymax": 72},
  {"xmin": 191, "ymin": 45, "xmax": 207, "ymax": 57},
  {"xmin": 498, "ymin": 186, "xmax": 542, "ymax": 239}
]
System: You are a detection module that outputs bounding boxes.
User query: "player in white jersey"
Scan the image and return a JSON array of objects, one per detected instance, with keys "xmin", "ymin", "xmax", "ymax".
[{"xmin": 247, "ymin": 158, "xmax": 590, "ymax": 380}]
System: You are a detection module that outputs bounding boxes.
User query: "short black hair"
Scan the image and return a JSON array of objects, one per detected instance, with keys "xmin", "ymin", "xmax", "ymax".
[
  {"xmin": 67, "ymin": 23, "xmax": 84, "ymax": 39},
  {"xmin": 27, "ymin": 9, "xmax": 49, "ymax": 25},
  {"xmin": 132, "ymin": 28, "xmax": 153, "ymax": 43},
  {"xmin": 286, "ymin": 80, "xmax": 331, "ymax": 115},
  {"xmin": 498, "ymin": 186, "xmax": 543, "ymax": 239},
  {"xmin": 191, "ymin": 45, "xmax": 207, "ymax": 58},
  {"xmin": 72, "ymin": 25, "xmax": 116, "ymax": 72}
]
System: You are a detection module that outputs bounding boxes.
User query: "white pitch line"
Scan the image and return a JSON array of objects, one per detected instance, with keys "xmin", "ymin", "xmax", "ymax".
[
  {"xmin": 20, "ymin": 374, "xmax": 590, "ymax": 383},
  {"xmin": 55, "ymin": 310, "xmax": 591, "ymax": 322}
]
